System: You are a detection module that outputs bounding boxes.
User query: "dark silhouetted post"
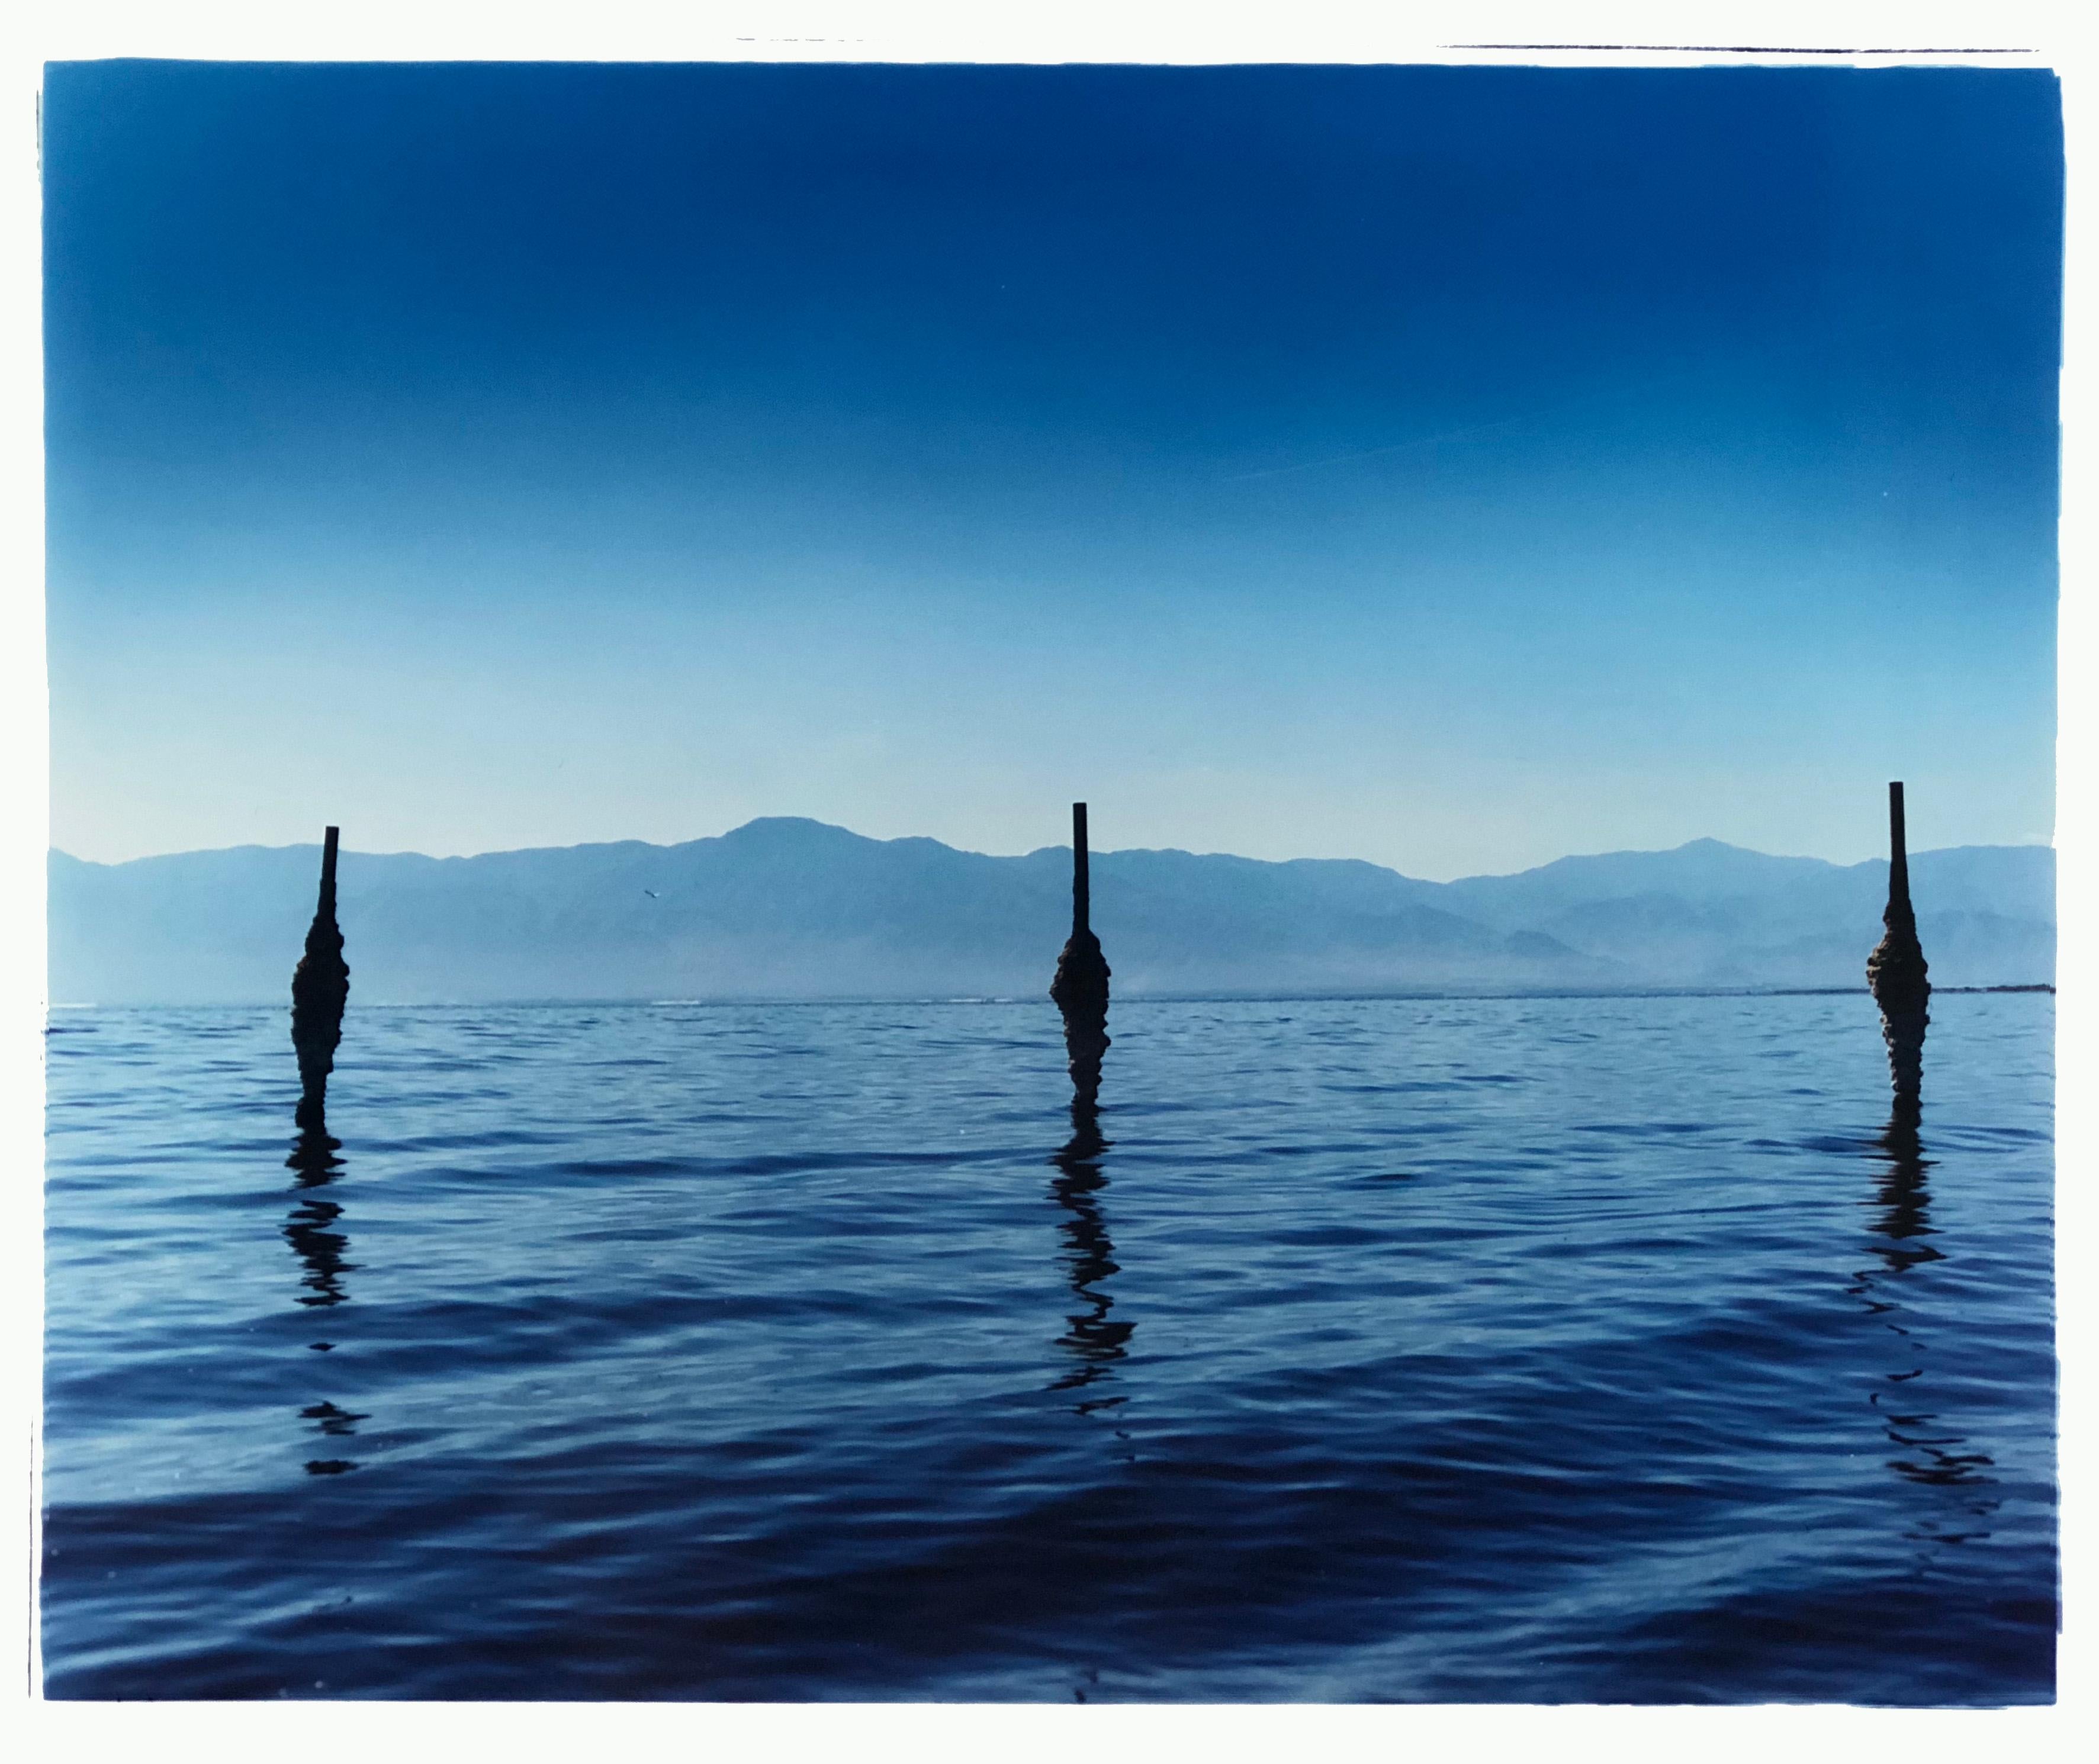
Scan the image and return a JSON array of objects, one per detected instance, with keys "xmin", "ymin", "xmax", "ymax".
[
  {"xmin": 1072, "ymin": 801, "xmax": 1090, "ymax": 939},
  {"xmin": 291, "ymin": 826, "xmax": 351, "ymax": 1129},
  {"xmin": 1049, "ymin": 803, "xmax": 1111, "ymax": 1110},
  {"xmin": 1866, "ymin": 782, "xmax": 1930, "ymax": 1103}
]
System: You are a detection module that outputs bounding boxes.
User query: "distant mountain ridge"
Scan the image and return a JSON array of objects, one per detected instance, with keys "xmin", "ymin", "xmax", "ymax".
[{"xmin": 48, "ymin": 818, "xmax": 2055, "ymax": 1005}]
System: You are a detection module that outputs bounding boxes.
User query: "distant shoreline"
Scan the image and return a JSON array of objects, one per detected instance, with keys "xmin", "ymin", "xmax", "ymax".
[{"xmin": 44, "ymin": 983, "xmax": 2055, "ymax": 1013}]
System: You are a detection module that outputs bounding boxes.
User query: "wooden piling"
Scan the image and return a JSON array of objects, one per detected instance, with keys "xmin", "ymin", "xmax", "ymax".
[
  {"xmin": 1073, "ymin": 801, "xmax": 1091, "ymax": 938},
  {"xmin": 291, "ymin": 826, "xmax": 351, "ymax": 1128},
  {"xmin": 1050, "ymin": 802, "xmax": 1111, "ymax": 1110},
  {"xmin": 1887, "ymin": 781, "xmax": 1910, "ymax": 914},
  {"xmin": 1866, "ymin": 783, "xmax": 1930, "ymax": 1099}
]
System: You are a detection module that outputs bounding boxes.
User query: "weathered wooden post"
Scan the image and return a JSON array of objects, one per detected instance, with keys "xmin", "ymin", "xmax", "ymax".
[
  {"xmin": 1049, "ymin": 802, "xmax": 1111, "ymax": 1110},
  {"xmin": 1866, "ymin": 782, "xmax": 1930, "ymax": 1102},
  {"xmin": 291, "ymin": 826, "xmax": 351, "ymax": 1129}
]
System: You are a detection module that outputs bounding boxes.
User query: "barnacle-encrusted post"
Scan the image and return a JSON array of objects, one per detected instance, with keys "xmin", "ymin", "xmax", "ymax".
[
  {"xmin": 291, "ymin": 826, "xmax": 350, "ymax": 1129},
  {"xmin": 1866, "ymin": 783, "xmax": 1929, "ymax": 1101},
  {"xmin": 1049, "ymin": 803, "xmax": 1111, "ymax": 1110}
]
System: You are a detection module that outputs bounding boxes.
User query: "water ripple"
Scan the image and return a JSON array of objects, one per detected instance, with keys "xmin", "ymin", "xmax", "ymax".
[{"xmin": 41, "ymin": 993, "xmax": 2055, "ymax": 1702}]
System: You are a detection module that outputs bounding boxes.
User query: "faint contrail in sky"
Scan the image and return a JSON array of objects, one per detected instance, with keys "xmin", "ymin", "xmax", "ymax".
[{"xmin": 1222, "ymin": 408, "xmax": 1549, "ymax": 482}]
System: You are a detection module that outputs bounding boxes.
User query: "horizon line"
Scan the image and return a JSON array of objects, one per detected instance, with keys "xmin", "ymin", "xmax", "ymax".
[{"xmin": 42, "ymin": 984, "xmax": 2058, "ymax": 1012}]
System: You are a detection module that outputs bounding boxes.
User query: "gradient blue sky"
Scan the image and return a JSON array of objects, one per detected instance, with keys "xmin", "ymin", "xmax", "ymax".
[{"xmin": 43, "ymin": 61, "xmax": 2061, "ymax": 876}]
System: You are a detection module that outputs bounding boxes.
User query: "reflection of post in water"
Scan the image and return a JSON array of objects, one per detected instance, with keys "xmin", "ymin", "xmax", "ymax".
[
  {"xmin": 285, "ymin": 1115, "xmax": 367, "ymax": 1475},
  {"xmin": 1857, "ymin": 786, "xmax": 1986, "ymax": 1501},
  {"xmin": 291, "ymin": 826, "xmax": 351, "ymax": 1132},
  {"xmin": 1047, "ymin": 807, "xmax": 1124, "ymax": 1409},
  {"xmin": 1049, "ymin": 803, "xmax": 1111, "ymax": 1109},
  {"xmin": 1867, "ymin": 1094, "xmax": 1938, "ymax": 1281},
  {"xmin": 286, "ymin": 1123, "xmax": 353, "ymax": 1309},
  {"xmin": 1847, "ymin": 1088, "xmax": 1996, "ymax": 1503},
  {"xmin": 1049, "ymin": 1101, "xmax": 1132, "ymax": 1411},
  {"xmin": 1866, "ymin": 782, "xmax": 1930, "ymax": 1102}
]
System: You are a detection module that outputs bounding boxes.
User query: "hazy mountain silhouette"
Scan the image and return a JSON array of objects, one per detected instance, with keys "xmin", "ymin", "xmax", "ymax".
[{"xmin": 48, "ymin": 818, "xmax": 2053, "ymax": 1005}]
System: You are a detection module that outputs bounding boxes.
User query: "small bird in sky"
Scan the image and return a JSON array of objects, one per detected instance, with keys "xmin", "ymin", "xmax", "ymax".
[{"xmin": 642, "ymin": 889, "xmax": 659, "ymax": 898}]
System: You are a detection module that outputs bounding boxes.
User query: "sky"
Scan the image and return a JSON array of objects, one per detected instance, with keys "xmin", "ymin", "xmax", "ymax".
[{"xmin": 41, "ymin": 60, "xmax": 2062, "ymax": 878}]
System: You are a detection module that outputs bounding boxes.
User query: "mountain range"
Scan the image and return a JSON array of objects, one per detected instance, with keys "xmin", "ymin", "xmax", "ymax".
[{"xmin": 47, "ymin": 817, "xmax": 2055, "ymax": 1005}]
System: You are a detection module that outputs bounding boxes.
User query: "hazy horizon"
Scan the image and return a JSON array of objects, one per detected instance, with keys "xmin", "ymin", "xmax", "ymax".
[
  {"xmin": 48, "ymin": 811, "xmax": 2055, "ymax": 1005},
  {"xmin": 44, "ymin": 63, "xmax": 2061, "ymax": 877},
  {"xmin": 47, "ymin": 811, "xmax": 2054, "ymax": 884}
]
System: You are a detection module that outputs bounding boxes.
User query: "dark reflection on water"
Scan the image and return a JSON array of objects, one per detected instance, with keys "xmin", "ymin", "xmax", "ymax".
[
  {"xmin": 285, "ymin": 1115, "xmax": 367, "ymax": 1474},
  {"xmin": 1865, "ymin": 1095, "xmax": 1940, "ymax": 1283},
  {"xmin": 285, "ymin": 1124, "xmax": 352, "ymax": 1309},
  {"xmin": 1849, "ymin": 1085, "xmax": 1998, "ymax": 1512},
  {"xmin": 1047, "ymin": 1102, "xmax": 1131, "ymax": 1412}
]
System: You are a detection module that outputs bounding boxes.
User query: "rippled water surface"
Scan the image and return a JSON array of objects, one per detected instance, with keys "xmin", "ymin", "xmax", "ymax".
[{"xmin": 43, "ymin": 993, "xmax": 2055, "ymax": 1701}]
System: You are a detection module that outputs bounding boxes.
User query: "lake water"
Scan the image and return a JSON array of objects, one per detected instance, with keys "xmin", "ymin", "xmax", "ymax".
[{"xmin": 41, "ymin": 992, "xmax": 2056, "ymax": 1702}]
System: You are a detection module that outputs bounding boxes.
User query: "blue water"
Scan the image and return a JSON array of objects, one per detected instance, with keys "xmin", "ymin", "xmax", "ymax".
[{"xmin": 41, "ymin": 992, "xmax": 2055, "ymax": 1702}]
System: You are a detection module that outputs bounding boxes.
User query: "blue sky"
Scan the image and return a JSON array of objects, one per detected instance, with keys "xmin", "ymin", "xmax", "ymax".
[{"xmin": 43, "ymin": 62, "xmax": 2061, "ymax": 877}]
